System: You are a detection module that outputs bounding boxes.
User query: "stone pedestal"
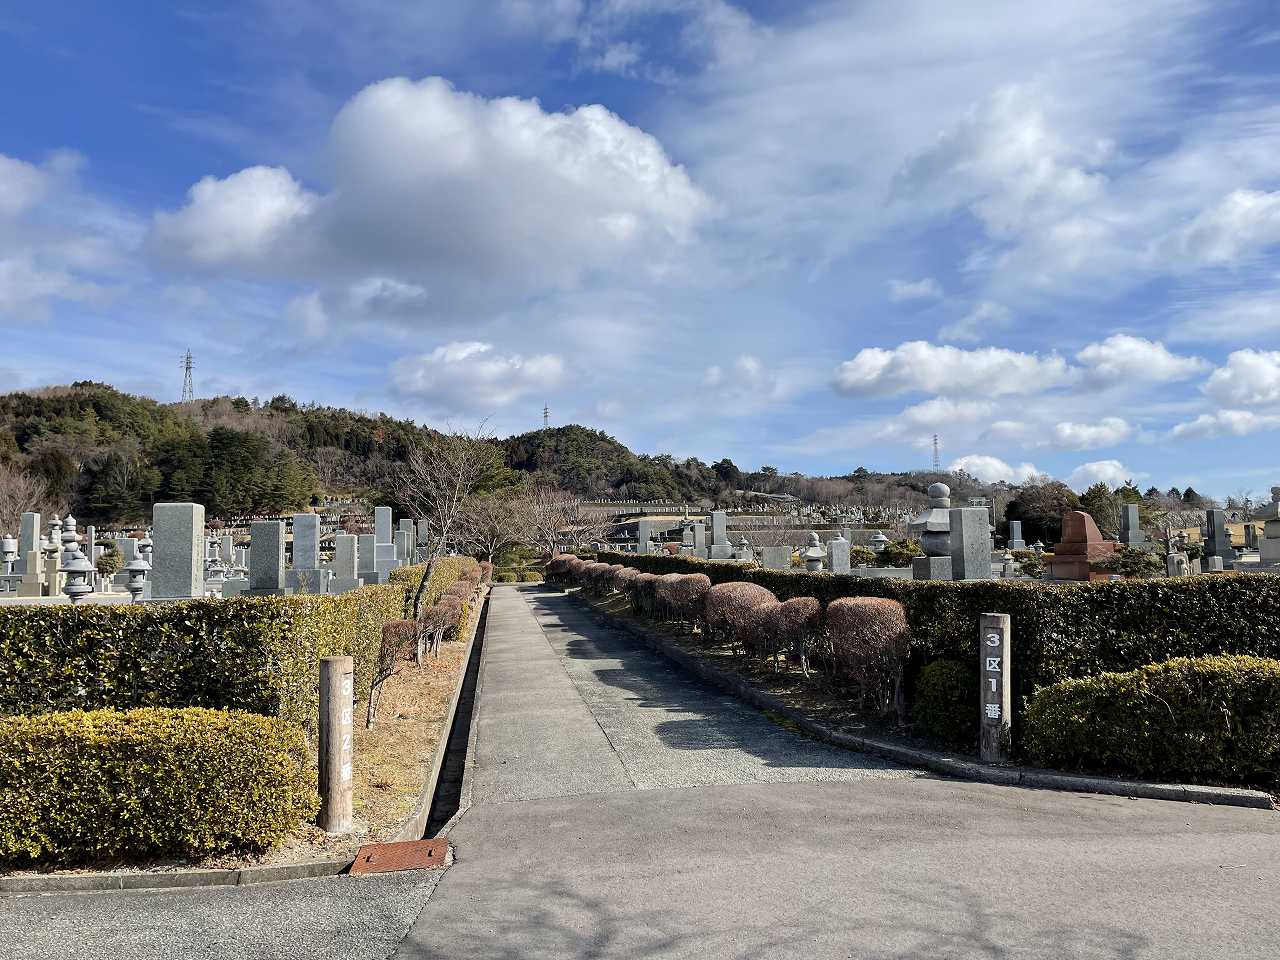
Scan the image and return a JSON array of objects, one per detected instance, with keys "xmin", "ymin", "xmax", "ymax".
[
  {"xmin": 1007, "ymin": 520, "xmax": 1025, "ymax": 551},
  {"xmin": 912, "ymin": 555, "xmax": 951, "ymax": 580},
  {"xmin": 827, "ymin": 535, "xmax": 851, "ymax": 574},
  {"xmin": 760, "ymin": 545, "xmax": 792, "ymax": 570}
]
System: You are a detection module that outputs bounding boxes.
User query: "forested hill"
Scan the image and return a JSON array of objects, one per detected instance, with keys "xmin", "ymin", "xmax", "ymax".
[
  {"xmin": 0, "ymin": 384, "xmax": 733, "ymax": 524},
  {"xmin": 0, "ymin": 383, "xmax": 1058, "ymax": 528}
]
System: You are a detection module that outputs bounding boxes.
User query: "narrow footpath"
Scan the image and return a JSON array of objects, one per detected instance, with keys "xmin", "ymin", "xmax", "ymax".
[{"xmin": 4, "ymin": 584, "xmax": 1279, "ymax": 960}]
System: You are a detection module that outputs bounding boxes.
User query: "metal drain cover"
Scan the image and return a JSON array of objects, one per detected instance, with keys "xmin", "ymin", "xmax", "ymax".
[{"xmin": 349, "ymin": 838, "xmax": 449, "ymax": 875}]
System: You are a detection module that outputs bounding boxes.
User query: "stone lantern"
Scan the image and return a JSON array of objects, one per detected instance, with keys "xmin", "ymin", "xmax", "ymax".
[
  {"xmin": 1031, "ymin": 540, "xmax": 1045, "ymax": 555},
  {"xmin": 58, "ymin": 515, "xmax": 95, "ymax": 603},
  {"xmin": 124, "ymin": 554, "xmax": 151, "ymax": 602},
  {"xmin": 733, "ymin": 536, "xmax": 754, "ymax": 562},
  {"xmin": 869, "ymin": 531, "xmax": 890, "ymax": 554},
  {"xmin": 138, "ymin": 531, "xmax": 153, "ymax": 566},
  {"xmin": 0, "ymin": 534, "xmax": 16, "ymax": 592},
  {"xmin": 802, "ymin": 532, "xmax": 825, "ymax": 572}
]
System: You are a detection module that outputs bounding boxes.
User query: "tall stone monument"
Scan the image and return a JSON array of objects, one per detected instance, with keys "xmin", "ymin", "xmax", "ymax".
[
  {"xmin": 151, "ymin": 503, "xmax": 205, "ymax": 600},
  {"xmin": 1260, "ymin": 487, "xmax": 1280, "ymax": 566},
  {"xmin": 248, "ymin": 520, "xmax": 290, "ymax": 596},
  {"xmin": 1202, "ymin": 509, "xmax": 1235, "ymax": 570},
  {"xmin": 910, "ymin": 482, "xmax": 952, "ymax": 580},
  {"xmin": 950, "ymin": 507, "xmax": 994, "ymax": 580}
]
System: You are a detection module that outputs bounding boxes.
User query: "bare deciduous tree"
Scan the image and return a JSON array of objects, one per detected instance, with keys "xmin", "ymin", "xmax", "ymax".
[
  {"xmin": 395, "ymin": 427, "xmax": 505, "ymax": 619},
  {"xmin": 461, "ymin": 494, "xmax": 528, "ymax": 563},
  {"xmin": 0, "ymin": 462, "xmax": 56, "ymax": 535},
  {"xmin": 522, "ymin": 485, "xmax": 611, "ymax": 556}
]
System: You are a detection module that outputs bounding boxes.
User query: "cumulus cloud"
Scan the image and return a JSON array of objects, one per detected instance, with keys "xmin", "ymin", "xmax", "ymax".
[
  {"xmin": 888, "ymin": 277, "xmax": 942, "ymax": 302},
  {"xmin": 390, "ymin": 340, "xmax": 565, "ymax": 410},
  {"xmin": 151, "ymin": 166, "xmax": 318, "ymax": 270},
  {"xmin": 1068, "ymin": 459, "xmax": 1140, "ymax": 490},
  {"xmin": 1203, "ymin": 349, "xmax": 1280, "ymax": 407},
  {"xmin": 1051, "ymin": 417, "xmax": 1132, "ymax": 449},
  {"xmin": 0, "ymin": 154, "xmax": 52, "ymax": 218},
  {"xmin": 1075, "ymin": 334, "xmax": 1208, "ymax": 384},
  {"xmin": 154, "ymin": 77, "xmax": 715, "ymax": 294},
  {"xmin": 833, "ymin": 340, "xmax": 1074, "ymax": 398},
  {"xmin": 1170, "ymin": 409, "xmax": 1280, "ymax": 439},
  {"xmin": 949, "ymin": 454, "xmax": 1040, "ymax": 484},
  {"xmin": 0, "ymin": 254, "xmax": 105, "ymax": 318},
  {"xmin": 1160, "ymin": 189, "xmax": 1280, "ymax": 269}
]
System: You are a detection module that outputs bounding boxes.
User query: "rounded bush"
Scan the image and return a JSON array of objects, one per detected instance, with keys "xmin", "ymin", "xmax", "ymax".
[
  {"xmin": 668, "ymin": 574, "xmax": 712, "ymax": 624},
  {"xmin": 705, "ymin": 582, "xmax": 777, "ymax": 649},
  {"xmin": 630, "ymin": 572, "xmax": 661, "ymax": 617},
  {"xmin": 612, "ymin": 566, "xmax": 640, "ymax": 595},
  {"xmin": 382, "ymin": 618, "xmax": 419, "ymax": 656},
  {"xmin": 519, "ymin": 571, "xmax": 544, "ymax": 583},
  {"xmin": 766, "ymin": 596, "xmax": 822, "ymax": 671},
  {"xmin": 913, "ymin": 659, "xmax": 977, "ymax": 744},
  {"xmin": 479, "ymin": 561, "xmax": 494, "ymax": 583},
  {"xmin": 494, "ymin": 571, "xmax": 518, "ymax": 583},
  {"xmin": 740, "ymin": 601, "xmax": 782, "ymax": 660},
  {"xmin": 544, "ymin": 556, "xmax": 572, "ymax": 584},
  {"xmin": 826, "ymin": 597, "xmax": 911, "ymax": 720},
  {"xmin": 1024, "ymin": 655, "xmax": 1280, "ymax": 786},
  {"xmin": 654, "ymin": 573, "xmax": 686, "ymax": 618},
  {"xmin": 0, "ymin": 708, "xmax": 317, "ymax": 865}
]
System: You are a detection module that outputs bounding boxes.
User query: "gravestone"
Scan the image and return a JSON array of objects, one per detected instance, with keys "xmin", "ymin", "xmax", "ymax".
[
  {"xmin": 375, "ymin": 506, "xmax": 393, "ymax": 545},
  {"xmin": 1119, "ymin": 504, "xmax": 1151, "ymax": 550},
  {"xmin": 711, "ymin": 511, "xmax": 728, "ymax": 547},
  {"xmin": 417, "ymin": 520, "xmax": 430, "ymax": 549},
  {"xmin": 692, "ymin": 523, "xmax": 706, "ymax": 552},
  {"xmin": 151, "ymin": 503, "xmax": 205, "ymax": 600},
  {"xmin": 1261, "ymin": 487, "xmax": 1280, "ymax": 565},
  {"xmin": 248, "ymin": 520, "xmax": 291, "ymax": 595},
  {"xmin": 827, "ymin": 534, "xmax": 851, "ymax": 574},
  {"xmin": 911, "ymin": 482, "xmax": 952, "ymax": 580},
  {"xmin": 15, "ymin": 512, "xmax": 39, "ymax": 576},
  {"xmin": 395, "ymin": 529, "xmax": 411, "ymax": 564},
  {"xmin": 1202, "ymin": 509, "xmax": 1234, "ymax": 569},
  {"xmin": 220, "ymin": 534, "xmax": 234, "ymax": 565},
  {"xmin": 331, "ymin": 533, "xmax": 363, "ymax": 593},
  {"xmin": 1047, "ymin": 511, "xmax": 1116, "ymax": 581},
  {"xmin": 1007, "ymin": 520, "xmax": 1025, "ymax": 551},
  {"xmin": 761, "ymin": 545, "xmax": 792, "ymax": 570},
  {"xmin": 950, "ymin": 507, "xmax": 994, "ymax": 580},
  {"xmin": 358, "ymin": 533, "xmax": 378, "ymax": 578},
  {"xmin": 112, "ymin": 537, "xmax": 138, "ymax": 586}
]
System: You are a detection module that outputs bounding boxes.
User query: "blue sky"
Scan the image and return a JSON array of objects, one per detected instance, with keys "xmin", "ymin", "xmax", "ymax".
[{"xmin": 2, "ymin": 1, "xmax": 1279, "ymax": 498}]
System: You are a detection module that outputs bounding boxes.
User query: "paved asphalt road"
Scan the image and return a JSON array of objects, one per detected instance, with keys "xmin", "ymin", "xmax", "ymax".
[{"xmin": 4, "ymin": 584, "xmax": 1279, "ymax": 959}]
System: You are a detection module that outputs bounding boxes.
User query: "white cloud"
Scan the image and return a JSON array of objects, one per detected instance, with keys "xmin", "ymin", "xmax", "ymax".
[
  {"xmin": 283, "ymin": 292, "xmax": 329, "ymax": 340},
  {"xmin": 1075, "ymin": 334, "xmax": 1208, "ymax": 384},
  {"xmin": 0, "ymin": 255, "xmax": 104, "ymax": 318},
  {"xmin": 888, "ymin": 277, "xmax": 942, "ymax": 302},
  {"xmin": 1160, "ymin": 189, "xmax": 1280, "ymax": 269},
  {"xmin": 1168, "ymin": 290, "xmax": 1280, "ymax": 343},
  {"xmin": 152, "ymin": 166, "xmax": 318, "ymax": 269},
  {"xmin": 1170, "ymin": 410, "xmax": 1280, "ymax": 439},
  {"xmin": 390, "ymin": 340, "xmax": 565, "ymax": 410},
  {"xmin": 1051, "ymin": 417, "xmax": 1131, "ymax": 449},
  {"xmin": 0, "ymin": 154, "xmax": 51, "ymax": 218},
  {"xmin": 833, "ymin": 340, "xmax": 1074, "ymax": 398},
  {"xmin": 1068, "ymin": 459, "xmax": 1139, "ymax": 491},
  {"xmin": 939, "ymin": 300, "xmax": 1010, "ymax": 343},
  {"xmin": 1203, "ymin": 349, "xmax": 1280, "ymax": 407},
  {"xmin": 347, "ymin": 277, "xmax": 429, "ymax": 315},
  {"xmin": 949, "ymin": 454, "xmax": 1040, "ymax": 484},
  {"xmin": 155, "ymin": 77, "xmax": 715, "ymax": 296}
]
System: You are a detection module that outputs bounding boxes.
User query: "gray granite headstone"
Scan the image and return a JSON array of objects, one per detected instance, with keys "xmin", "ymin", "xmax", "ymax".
[
  {"xmin": 417, "ymin": 519, "xmax": 431, "ymax": 547},
  {"xmin": 16, "ymin": 512, "xmax": 39, "ymax": 576},
  {"xmin": 949, "ymin": 507, "xmax": 993, "ymax": 581},
  {"xmin": 827, "ymin": 535, "xmax": 851, "ymax": 574},
  {"xmin": 1203, "ymin": 509, "xmax": 1234, "ymax": 568},
  {"xmin": 151, "ymin": 503, "xmax": 205, "ymax": 599},
  {"xmin": 761, "ymin": 545, "xmax": 792, "ymax": 570},
  {"xmin": 375, "ymin": 506, "xmax": 393, "ymax": 544},
  {"xmin": 1007, "ymin": 520, "xmax": 1025, "ymax": 550},
  {"xmin": 248, "ymin": 520, "xmax": 288, "ymax": 594},
  {"xmin": 711, "ymin": 511, "xmax": 728, "ymax": 546},
  {"xmin": 709, "ymin": 543, "xmax": 734, "ymax": 560},
  {"xmin": 293, "ymin": 514, "xmax": 321, "ymax": 570}
]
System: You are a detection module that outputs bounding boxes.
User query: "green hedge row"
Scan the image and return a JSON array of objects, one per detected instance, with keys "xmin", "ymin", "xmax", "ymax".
[
  {"xmin": 0, "ymin": 583, "xmax": 407, "ymax": 731},
  {"xmin": 0, "ymin": 708, "xmax": 316, "ymax": 864},
  {"xmin": 599, "ymin": 551, "xmax": 1280, "ymax": 706},
  {"xmin": 1024, "ymin": 656, "xmax": 1280, "ymax": 787}
]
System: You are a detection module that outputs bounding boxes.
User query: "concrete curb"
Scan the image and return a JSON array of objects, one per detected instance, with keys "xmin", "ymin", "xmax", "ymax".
[
  {"xmin": 392, "ymin": 584, "xmax": 489, "ymax": 843},
  {"xmin": 0, "ymin": 583, "xmax": 494, "ymax": 896},
  {"xmin": 569, "ymin": 590, "xmax": 1275, "ymax": 812}
]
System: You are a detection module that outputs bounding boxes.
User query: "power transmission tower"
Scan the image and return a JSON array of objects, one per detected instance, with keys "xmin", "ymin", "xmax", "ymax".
[
  {"xmin": 931, "ymin": 434, "xmax": 941, "ymax": 472},
  {"xmin": 542, "ymin": 403, "xmax": 550, "ymax": 429},
  {"xmin": 180, "ymin": 350, "xmax": 195, "ymax": 403}
]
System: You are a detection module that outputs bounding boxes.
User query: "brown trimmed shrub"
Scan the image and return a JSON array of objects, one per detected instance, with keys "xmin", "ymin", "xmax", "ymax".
[
  {"xmin": 705, "ymin": 582, "xmax": 778, "ymax": 652},
  {"xmin": 668, "ymin": 573, "xmax": 712, "ymax": 625},
  {"xmin": 826, "ymin": 597, "xmax": 912, "ymax": 724},
  {"xmin": 767, "ymin": 596, "xmax": 822, "ymax": 674},
  {"xmin": 612, "ymin": 566, "xmax": 641, "ymax": 595},
  {"xmin": 740, "ymin": 601, "xmax": 782, "ymax": 661},
  {"xmin": 629, "ymin": 572, "xmax": 661, "ymax": 617}
]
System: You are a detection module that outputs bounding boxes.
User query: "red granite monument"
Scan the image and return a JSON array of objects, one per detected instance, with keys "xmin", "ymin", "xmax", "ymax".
[{"xmin": 1047, "ymin": 510, "xmax": 1117, "ymax": 581}]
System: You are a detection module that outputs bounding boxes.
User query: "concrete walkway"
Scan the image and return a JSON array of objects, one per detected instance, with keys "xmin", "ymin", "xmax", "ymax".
[
  {"xmin": 4, "ymin": 584, "xmax": 1279, "ymax": 960},
  {"xmin": 395, "ymin": 586, "xmax": 1280, "ymax": 959}
]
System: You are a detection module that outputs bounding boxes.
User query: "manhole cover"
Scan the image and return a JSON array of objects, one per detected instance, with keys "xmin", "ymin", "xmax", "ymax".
[{"xmin": 349, "ymin": 839, "xmax": 449, "ymax": 875}]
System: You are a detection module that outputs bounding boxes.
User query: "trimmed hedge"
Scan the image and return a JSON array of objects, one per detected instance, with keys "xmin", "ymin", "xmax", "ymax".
[
  {"xmin": 1024, "ymin": 656, "xmax": 1280, "ymax": 786},
  {"xmin": 0, "ymin": 586, "xmax": 403, "ymax": 731},
  {"xmin": 0, "ymin": 708, "xmax": 316, "ymax": 864},
  {"xmin": 599, "ymin": 551, "xmax": 1280, "ymax": 706}
]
